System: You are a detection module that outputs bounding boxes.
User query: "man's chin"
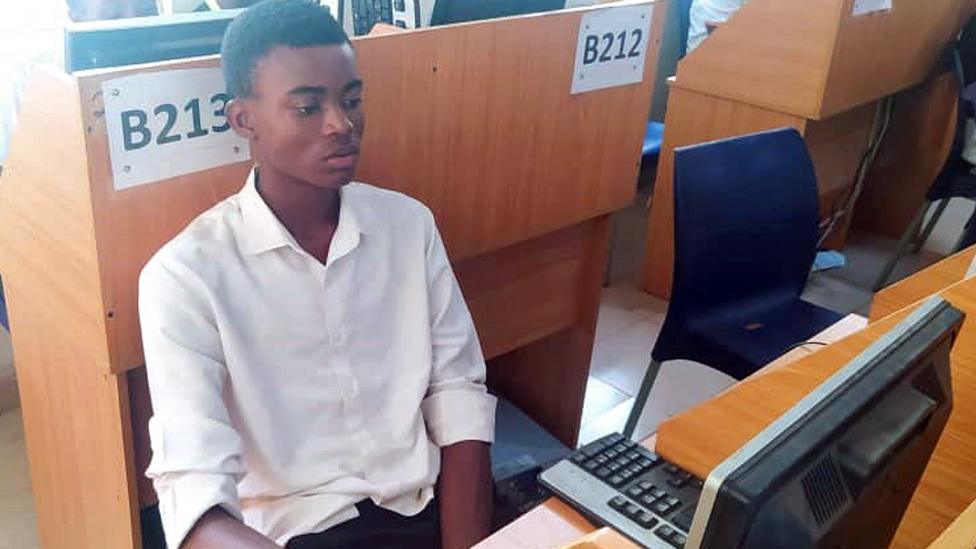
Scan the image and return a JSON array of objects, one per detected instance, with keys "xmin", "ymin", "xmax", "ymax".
[{"xmin": 305, "ymin": 169, "xmax": 355, "ymax": 190}]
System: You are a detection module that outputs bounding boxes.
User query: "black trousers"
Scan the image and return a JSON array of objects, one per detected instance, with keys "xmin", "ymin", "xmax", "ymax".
[{"xmin": 286, "ymin": 499, "xmax": 441, "ymax": 549}]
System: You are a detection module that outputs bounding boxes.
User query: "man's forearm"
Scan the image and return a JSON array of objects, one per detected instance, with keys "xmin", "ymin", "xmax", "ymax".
[
  {"xmin": 438, "ymin": 440, "xmax": 493, "ymax": 549},
  {"xmin": 182, "ymin": 507, "xmax": 282, "ymax": 549}
]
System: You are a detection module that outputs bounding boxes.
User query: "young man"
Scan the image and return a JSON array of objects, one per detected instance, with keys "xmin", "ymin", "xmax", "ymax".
[{"xmin": 138, "ymin": 1, "xmax": 496, "ymax": 548}]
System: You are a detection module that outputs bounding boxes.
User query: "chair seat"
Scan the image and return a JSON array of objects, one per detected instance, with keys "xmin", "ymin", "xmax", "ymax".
[
  {"xmin": 683, "ymin": 299, "xmax": 843, "ymax": 380},
  {"xmin": 642, "ymin": 122, "xmax": 665, "ymax": 159}
]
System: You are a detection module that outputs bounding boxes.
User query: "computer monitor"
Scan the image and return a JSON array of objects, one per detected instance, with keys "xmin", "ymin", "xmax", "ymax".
[
  {"xmin": 687, "ymin": 296, "xmax": 964, "ymax": 548},
  {"xmin": 64, "ymin": 9, "xmax": 243, "ymax": 73},
  {"xmin": 429, "ymin": 0, "xmax": 566, "ymax": 26}
]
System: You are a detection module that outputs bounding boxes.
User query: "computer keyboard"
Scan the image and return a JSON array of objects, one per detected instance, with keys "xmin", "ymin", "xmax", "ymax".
[
  {"xmin": 351, "ymin": 0, "xmax": 393, "ymax": 35},
  {"xmin": 539, "ymin": 433, "xmax": 702, "ymax": 548}
]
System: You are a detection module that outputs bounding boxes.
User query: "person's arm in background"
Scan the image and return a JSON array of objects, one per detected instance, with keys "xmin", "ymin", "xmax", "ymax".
[
  {"xmin": 140, "ymin": 255, "xmax": 280, "ymax": 549},
  {"xmin": 419, "ymin": 208, "xmax": 497, "ymax": 549}
]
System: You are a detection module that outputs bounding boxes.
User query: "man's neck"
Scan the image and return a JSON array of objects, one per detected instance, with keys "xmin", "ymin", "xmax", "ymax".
[{"xmin": 255, "ymin": 167, "xmax": 342, "ymax": 258}]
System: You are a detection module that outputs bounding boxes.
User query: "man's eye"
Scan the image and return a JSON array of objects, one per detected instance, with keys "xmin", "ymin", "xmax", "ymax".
[
  {"xmin": 343, "ymin": 98, "xmax": 363, "ymax": 110},
  {"xmin": 296, "ymin": 104, "xmax": 321, "ymax": 115}
]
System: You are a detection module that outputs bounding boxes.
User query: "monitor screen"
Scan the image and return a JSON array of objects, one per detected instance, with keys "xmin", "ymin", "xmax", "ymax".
[
  {"xmin": 430, "ymin": 0, "xmax": 565, "ymax": 26},
  {"xmin": 689, "ymin": 297, "xmax": 964, "ymax": 549},
  {"xmin": 64, "ymin": 9, "xmax": 243, "ymax": 73}
]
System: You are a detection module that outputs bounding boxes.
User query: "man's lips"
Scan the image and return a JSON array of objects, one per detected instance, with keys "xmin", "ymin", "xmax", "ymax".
[{"xmin": 322, "ymin": 150, "xmax": 359, "ymax": 170}]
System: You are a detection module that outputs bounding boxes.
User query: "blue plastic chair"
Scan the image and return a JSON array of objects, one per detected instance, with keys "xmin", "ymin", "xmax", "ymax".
[{"xmin": 623, "ymin": 128, "xmax": 843, "ymax": 438}]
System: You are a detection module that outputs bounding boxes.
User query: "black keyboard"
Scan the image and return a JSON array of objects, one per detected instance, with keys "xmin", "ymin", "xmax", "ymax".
[
  {"xmin": 539, "ymin": 433, "xmax": 702, "ymax": 548},
  {"xmin": 351, "ymin": 0, "xmax": 394, "ymax": 35}
]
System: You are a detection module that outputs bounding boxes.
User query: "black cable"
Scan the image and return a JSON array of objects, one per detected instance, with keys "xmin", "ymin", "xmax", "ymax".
[{"xmin": 783, "ymin": 340, "xmax": 828, "ymax": 353}]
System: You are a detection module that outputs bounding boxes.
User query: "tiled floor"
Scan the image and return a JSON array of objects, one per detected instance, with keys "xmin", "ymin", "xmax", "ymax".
[{"xmin": 0, "ymin": 190, "xmax": 954, "ymax": 547}]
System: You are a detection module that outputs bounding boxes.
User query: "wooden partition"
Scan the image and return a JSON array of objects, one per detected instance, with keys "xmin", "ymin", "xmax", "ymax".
[
  {"xmin": 640, "ymin": 0, "xmax": 972, "ymax": 298},
  {"xmin": 0, "ymin": 2, "xmax": 666, "ymax": 547}
]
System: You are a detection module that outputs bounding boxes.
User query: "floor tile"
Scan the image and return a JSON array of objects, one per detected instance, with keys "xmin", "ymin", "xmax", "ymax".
[
  {"xmin": 0, "ymin": 409, "xmax": 37, "ymax": 549},
  {"xmin": 580, "ymin": 376, "xmax": 630, "ymax": 427}
]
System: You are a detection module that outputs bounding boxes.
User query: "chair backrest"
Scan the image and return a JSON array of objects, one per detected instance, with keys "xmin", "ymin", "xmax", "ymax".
[{"xmin": 667, "ymin": 128, "xmax": 820, "ymax": 321}]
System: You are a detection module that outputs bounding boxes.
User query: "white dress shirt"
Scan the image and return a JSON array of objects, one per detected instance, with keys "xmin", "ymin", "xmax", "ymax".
[
  {"xmin": 139, "ymin": 170, "xmax": 496, "ymax": 548},
  {"xmin": 687, "ymin": 0, "xmax": 749, "ymax": 53}
]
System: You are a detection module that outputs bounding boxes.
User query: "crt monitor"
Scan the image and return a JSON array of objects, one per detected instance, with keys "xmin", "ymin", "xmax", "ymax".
[
  {"xmin": 430, "ymin": 0, "xmax": 566, "ymax": 26},
  {"xmin": 64, "ymin": 9, "xmax": 243, "ymax": 73},
  {"xmin": 687, "ymin": 296, "xmax": 963, "ymax": 548}
]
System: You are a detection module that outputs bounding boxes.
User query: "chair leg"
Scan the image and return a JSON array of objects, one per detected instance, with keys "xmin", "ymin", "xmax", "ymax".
[
  {"xmin": 872, "ymin": 202, "xmax": 931, "ymax": 292},
  {"xmin": 910, "ymin": 198, "xmax": 949, "ymax": 254},
  {"xmin": 623, "ymin": 358, "xmax": 663, "ymax": 440}
]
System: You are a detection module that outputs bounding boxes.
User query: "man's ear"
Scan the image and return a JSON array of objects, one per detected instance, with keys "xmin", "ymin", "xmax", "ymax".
[{"xmin": 227, "ymin": 99, "xmax": 256, "ymax": 140}]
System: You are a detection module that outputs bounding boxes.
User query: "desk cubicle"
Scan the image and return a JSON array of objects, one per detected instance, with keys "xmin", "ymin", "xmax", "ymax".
[
  {"xmin": 0, "ymin": 3, "xmax": 665, "ymax": 547},
  {"xmin": 640, "ymin": 0, "xmax": 973, "ymax": 298}
]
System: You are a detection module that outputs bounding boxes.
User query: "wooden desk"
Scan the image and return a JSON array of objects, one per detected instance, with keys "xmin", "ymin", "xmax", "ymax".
[
  {"xmin": 657, "ymin": 274, "xmax": 976, "ymax": 548},
  {"xmin": 928, "ymin": 498, "xmax": 976, "ymax": 549},
  {"xmin": 0, "ymin": 4, "xmax": 666, "ymax": 548},
  {"xmin": 640, "ymin": 0, "xmax": 972, "ymax": 298},
  {"xmin": 870, "ymin": 245, "xmax": 976, "ymax": 322}
]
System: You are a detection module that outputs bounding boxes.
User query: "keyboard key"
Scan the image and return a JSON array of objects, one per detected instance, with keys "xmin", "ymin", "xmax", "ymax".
[
  {"xmin": 667, "ymin": 476, "xmax": 689, "ymax": 488},
  {"xmin": 595, "ymin": 467, "xmax": 611, "ymax": 479},
  {"xmin": 594, "ymin": 455, "xmax": 609, "ymax": 465},
  {"xmin": 638, "ymin": 481, "xmax": 654, "ymax": 491},
  {"xmin": 612, "ymin": 442, "xmax": 630, "ymax": 453},
  {"xmin": 673, "ymin": 508, "xmax": 694, "ymax": 533},
  {"xmin": 581, "ymin": 445, "xmax": 604, "ymax": 458},
  {"xmin": 625, "ymin": 451, "xmax": 640, "ymax": 461},
  {"xmin": 663, "ymin": 496, "xmax": 681, "ymax": 507},
  {"xmin": 583, "ymin": 460, "xmax": 600, "ymax": 471},
  {"xmin": 571, "ymin": 453, "xmax": 587, "ymax": 463},
  {"xmin": 604, "ymin": 449, "xmax": 618, "ymax": 459},
  {"xmin": 672, "ymin": 532, "xmax": 687, "ymax": 546},
  {"xmin": 604, "ymin": 433, "xmax": 623, "ymax": 444},
  {"xmin": 607, "ymin": 463, "xmax": 621, "ymax": 472},
  {"xmin": 639, "ymin": 494, "xmax": 658, "ymax": 507},
  {"xmin": 637, "ymin": 458, "xmax": 653, "ymax": 469},
  {"xmin": 656, "ymin": 524, "xmax": 675, "ymax": 537},
  {"xmin": 609, "ymin": 475, "xmax": 625, "ymax": 487},
  {"xmin": 652, "ymin": 501, "xmax": 672, "ymax": 515},
  {"xmin": 619, "ymin": 469, "xmax": 634, "ymax": 480},
  {"xmin": 628, "ymin": 464, "xmax": 645, "ymax": 474},
  {"xmin": 663, "ymin": 464, "xmax": 679, "ymax": 474},
  {"xmin": 650, "ymin": 487, "xmax": 667, "ymax": 499},
  {"xmin": 624, "ymin": 503, "xmax": 641, "ymax": 517},
  {"xmin": 692, "ymin": 479, "xmax": 704, "ymax": 489},
  {"xmin": 626, "ymin": 486, "xmax": 643, "ymax": 498},
  {"xmin": 638, "ymin": 448, "xmax": 662, "ymax": 464},
  {"xmin": 634, "ymin": 510, "xmax": 658, "ymax": 529},
  {"xmin": 608, "ymin": 496, "xmax": 627, "ymax": 510}
]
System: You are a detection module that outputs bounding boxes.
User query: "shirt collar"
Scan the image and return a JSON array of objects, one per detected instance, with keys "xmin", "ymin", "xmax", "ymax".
[{"xmin": 237, "ymin": 168, "xmax": 373, "ymax": 257}]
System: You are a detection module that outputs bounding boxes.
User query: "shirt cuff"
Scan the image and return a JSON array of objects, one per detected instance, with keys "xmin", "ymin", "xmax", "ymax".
[
  {"xmin": 422, "ymin": 388, "xmax": 497, "ymax": 447},
  {"xmin": 155, "ymin": 472, "xmax": 242, "ymax": 549}
]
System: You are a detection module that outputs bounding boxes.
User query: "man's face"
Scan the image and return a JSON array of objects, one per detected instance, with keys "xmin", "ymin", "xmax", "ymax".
[{"xmin": 231, "ymin": 44, "xmax": 364, "ymax": 190}]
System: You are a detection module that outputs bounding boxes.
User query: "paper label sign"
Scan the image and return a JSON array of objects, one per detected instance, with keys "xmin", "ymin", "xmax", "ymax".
[
  {"xmin": 102, "ymin": 67, "xmax": 250, "ymax": 191},
  {"xmin": 571, "ymin": 4, "xmax": 653, "ymax": 95},
  {"xmin": 853, "ymin": 0, "xmax": 892, "ymax": 16}
]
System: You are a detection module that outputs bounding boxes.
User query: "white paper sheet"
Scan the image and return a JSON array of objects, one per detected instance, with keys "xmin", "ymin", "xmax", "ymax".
[
  {"xmin": 102, "ymin": 67, "xmax": 250, "ymax": 191},
  {"xmin": 571, "ymin": 4, "xmax": 654, "ymax": 95},
  {"xmin": 853, "ymin": 0, "xmax": 892, "ymax": 16}
]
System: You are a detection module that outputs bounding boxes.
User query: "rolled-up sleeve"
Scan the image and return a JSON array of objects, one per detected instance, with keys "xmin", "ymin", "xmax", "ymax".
[
  {"xmin": 139, "ymin": 254, "xmax": 245, "ymax": 549},
  {"xmin": 420, "ymin": 212, "xmax": 497, "ymax": 447}
]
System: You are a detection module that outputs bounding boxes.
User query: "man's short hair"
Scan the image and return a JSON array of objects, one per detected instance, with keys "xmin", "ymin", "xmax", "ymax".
[{"xmin": 220, "ymin": 0, "xmax": 350, "ymax": 98}]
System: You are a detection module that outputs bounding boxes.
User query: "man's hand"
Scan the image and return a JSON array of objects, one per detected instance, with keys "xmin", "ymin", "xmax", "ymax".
[
  {"xmin": 182, "ymin": 507, "xmax": 282, "ymax": 549},
  {"xmin": 438, "ymin": 441, "xmax": 493, "ymax": 549}
]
